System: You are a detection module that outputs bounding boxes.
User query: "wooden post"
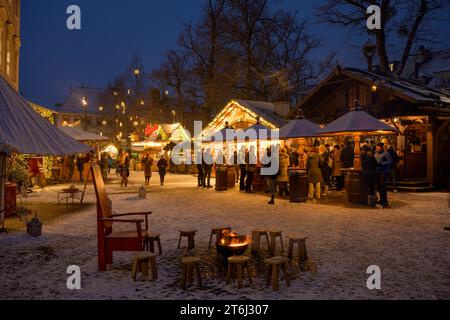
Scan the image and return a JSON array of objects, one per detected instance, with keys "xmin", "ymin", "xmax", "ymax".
[
  {"xmin": 427, "ymin": 119, "xmax": 434, "ymax": 186},
  {"xmin": 0, "ymin": 153, "xmax": 6, "ymax": 231},
  {"xmin": 353, "ymin": 134, "xmax": 361, "ymax": 170}
]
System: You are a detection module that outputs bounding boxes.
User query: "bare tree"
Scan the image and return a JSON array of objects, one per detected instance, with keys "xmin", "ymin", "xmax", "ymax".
[
  {"xmin": 316, "ymin": 0, "xmax": 450, "ymax": 75},
  {"xmin": 151, "ymin": 49, "xmax": 191, "ymax": 126}
]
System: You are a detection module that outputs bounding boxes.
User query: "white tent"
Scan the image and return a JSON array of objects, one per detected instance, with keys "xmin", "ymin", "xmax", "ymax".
[
  {"xmin": 58, "ymin": 126, "xmax": 110, "ymax": 142},
  {"xmin": 0, "ymin": 76, "xmax": 91, "ymax": 228}
]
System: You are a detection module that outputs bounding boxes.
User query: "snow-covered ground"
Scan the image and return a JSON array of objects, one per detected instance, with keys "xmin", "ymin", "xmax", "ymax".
[{"xmin": 1, "ymin": 171, "xmax": 449, "ymax": 300}]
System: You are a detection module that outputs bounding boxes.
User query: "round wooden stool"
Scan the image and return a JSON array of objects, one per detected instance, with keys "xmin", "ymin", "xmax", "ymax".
[
  {"xmin": 251, "ymin": 229, "xmax": 271, "ymax": 253},
  {"xmin": 269, "ymin": 230, "xmax": 285, "ymax": 255},
  {"xmin": 226, "ymin": 256, "xmax": 252, "ymax": 289},
  {"xmin": 209, "ymin": 227, "xmax": 232, "ymax": 248},
  {"xmin": 288, "ymin": 234, "xmax": 309, "ymax": 262},
  {"xmin": 132, "ymin": 251, "xmax": 158, "ymax": 282},
  {"xmin": 181, "ymin": 257, "xmax": 202, "ymax": 289},
  {"xmin": 145, "ymin": 232, "xmax": 163, "ymax": 255},
  {"xmin": 178, "ymin": 230, "xmax": 197, "ymax": 251},
  {"xmin": 265, "ymin": 256, "xmax": 290, "ymax": 291}
]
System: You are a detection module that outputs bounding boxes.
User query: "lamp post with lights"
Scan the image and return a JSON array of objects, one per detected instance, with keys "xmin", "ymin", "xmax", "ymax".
[{"xmin": 82, "ymin": 96, "xmax": 88, "ymax": 130}]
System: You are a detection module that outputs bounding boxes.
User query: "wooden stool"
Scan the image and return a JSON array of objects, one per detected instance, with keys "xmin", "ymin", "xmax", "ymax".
[
  {"xmin": 209, "ymin": 227, "xmax": 232, "ymax": 248},
  {"xmin": 226, "ymin": 256, "xmax": 252, "ymax": 289},
  {"xmin": 145, "ymin": 232, "xmax": 163, "ymax": 255},
  {"xmin": 132, "ymin": 252, "xmax": 158, "ymax": 282},
  {"xmin": 269, "ymin": 231, "xmax": 285, "ymax": 255},
  {"xmin": 251, "ymin": 229, "xmax": 271, "ymax": 253},
  {"xmin": 181, "ymin": 257, "xmax": 202, "ymax": 289},
  {"xmin": 178, "ymin": 230, "xmax": 197, "ymax": 250},
  {"xmin": 265, "ymin": 256, "xmax": 290, "ymax": 291},
  {"xmin": 288, "ymin": 234, "xmax": 309, "ymax": 262}
]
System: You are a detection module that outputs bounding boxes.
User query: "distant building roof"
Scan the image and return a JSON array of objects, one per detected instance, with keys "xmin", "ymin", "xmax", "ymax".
[
  {"xmin": 56, "ymin": 86, "xmax": 104, "ymax": 115},
  {"xmin": 401, "ymin": 48, "xmax": 450, "ymax": 88}
]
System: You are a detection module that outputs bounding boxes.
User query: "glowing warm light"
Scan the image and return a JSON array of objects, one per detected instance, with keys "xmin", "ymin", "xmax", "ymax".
[
  {"xmin": 99, "ymin": 106, "xmax": 104, "ymax": 111},
  {"xmin": 134, "ymin": 69, "xmax": 140, "ymax": 76},
  {"xmin": 82, "ymin": 97, "xmax": 88, "ymax": 106},
  {"xmin": 371, "ymin": 85, "xmax": 378, "ymax": 93}
]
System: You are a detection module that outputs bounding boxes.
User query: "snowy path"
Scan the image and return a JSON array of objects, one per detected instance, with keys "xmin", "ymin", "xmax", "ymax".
[{"xmin": 1, "ymin": 172, "xmax": 449, "ymax": 300}]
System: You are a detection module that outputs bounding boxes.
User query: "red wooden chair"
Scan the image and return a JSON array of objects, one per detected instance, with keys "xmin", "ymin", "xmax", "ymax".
[{"xmin": 91, "ymin": 165, "xmax": 152, "ymax": 271}]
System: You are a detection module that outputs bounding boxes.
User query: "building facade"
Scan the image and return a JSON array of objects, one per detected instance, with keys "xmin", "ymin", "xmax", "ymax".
[{"xmin": 0, "ymin": 0, "xmax": 20, "ymax": 90}]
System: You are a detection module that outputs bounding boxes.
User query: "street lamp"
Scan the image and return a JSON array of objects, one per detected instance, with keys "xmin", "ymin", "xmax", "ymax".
[{"xmin": 82, "ymin": 96, "xmax": 88, "ymax": 130}]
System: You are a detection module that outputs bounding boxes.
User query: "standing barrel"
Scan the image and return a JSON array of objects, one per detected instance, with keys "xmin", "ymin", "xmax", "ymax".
[
  {"xmin": 226, "ymin": 166, "xmax": 236, "ymax": 188},
  {"xmin": 289, "ymin": 169, "xmax": 308, "ymax": 203},
  {"xmin": 215, "ymin": 166, "xmax": 228, "ymax": 191},
  {"xmin": 344, "ymin": 169, "xmax": 368, "ymax": 204}
]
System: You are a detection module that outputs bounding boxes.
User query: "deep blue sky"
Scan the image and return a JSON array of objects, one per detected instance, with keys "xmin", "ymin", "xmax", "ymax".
[{"xmin": 19, "ymin": 0, "xmax": 450, "ymax": 107}]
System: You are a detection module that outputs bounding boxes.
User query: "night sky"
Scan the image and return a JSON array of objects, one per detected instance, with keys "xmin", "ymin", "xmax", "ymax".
[{"xmin": 19, "ymin": 0, "xmax": 450, "ymax": 108}]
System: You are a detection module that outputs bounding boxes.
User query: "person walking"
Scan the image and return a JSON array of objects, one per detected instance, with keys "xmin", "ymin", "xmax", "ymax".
[
  {"xmin": 375, "ymin": 143, "xmax": 393, "ymax": 208},
  {"xmin": 331, "ymin": 145, "xmax": 344, "ymax": 191},
  {"xmin": 383, "ymin": 138, "xmax": 399, "ymax": 193},
  {"xmin": 361, "ymin": 145, "xmax": 379, "ymax": 206},
  {"xmin": 195, "ymin": 150, "xmax": 204, "ymax": 188},
  {"xmin": 277, "ymin": 147, "xmax": 290, "ymax": 197},
  {"xmin": 68, "ymin": 155, "xmax": 75, "ymax": 183},
  {"xmin": 157, "ymin": 155, "xmax": 169, "ymax": 186},
  {"xmin": 100, "ymin": 153, "xmax": 109, "ymax": 181},
  {"xmin": 238, "ymin": 146, "xmax": 247, "ymax": 191},
  {"xmin": 120, "ymin": 153, "xmax": 130, "ymax": 188},
  {"xmin": 262, "ymin": 147, "xmax": 278, "ymax": 205},
  {"xmin": 245, "ymin": 146, "xmax": 257, "ymax": 193},
  {"xmin": 306, "ymin": 147, "xmax": 323, "ymax": 202},
  {"xmin": 203, "ymin": 148, "xmax": 214, "ymax": 188},
  {"xmin": 319, "ymin": 145, "xmax": 331, "ymax": 197},
  {"xmin": 142, "ymin": 154, "xmax": 154, "ymax": 187},
  {"xmin": 76, "ymin": 155, "xmax": 85, "ymax": 183}
]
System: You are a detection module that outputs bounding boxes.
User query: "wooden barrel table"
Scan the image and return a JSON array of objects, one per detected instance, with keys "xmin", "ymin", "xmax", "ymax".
[
  {"xmin": 343, "ymin": 169, "xmax": 368, "ymax": 204},
  {"xmin": 252, "ymin": 168, "xmax": 264, "ymax": 192},
  {"xmin": 288, "ymin": 169, "xmax": 308, "ymax": 203},
  {"xmin": 226, "ymin": 166, "xmax": 237, "ymax": 188}
]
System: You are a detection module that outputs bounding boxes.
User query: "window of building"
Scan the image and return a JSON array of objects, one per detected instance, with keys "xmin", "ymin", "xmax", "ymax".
[{"xmin": 441, "ymin": 75, "xmax": 450, "ymax": 87}]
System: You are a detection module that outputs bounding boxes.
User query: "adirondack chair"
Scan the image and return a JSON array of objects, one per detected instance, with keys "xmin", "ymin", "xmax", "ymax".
[{"xmin": 91, "ymin": 165, "xmax": 152, "ymax": 271}]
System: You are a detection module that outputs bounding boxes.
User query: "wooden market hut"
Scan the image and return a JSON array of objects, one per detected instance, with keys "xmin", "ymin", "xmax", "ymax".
[
  {"xmin": 202, "ymin": 99, "xmax": 288, "ymax": 136},
  {"xmin": 290, "ymin": 66, "xmax": 450, "ymax": 188}
]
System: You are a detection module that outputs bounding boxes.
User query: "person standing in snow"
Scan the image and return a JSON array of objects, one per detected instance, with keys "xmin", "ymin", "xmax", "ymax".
[{"xmin": 375, "ymin": 143, "xmax": 393, "ymax": 208}]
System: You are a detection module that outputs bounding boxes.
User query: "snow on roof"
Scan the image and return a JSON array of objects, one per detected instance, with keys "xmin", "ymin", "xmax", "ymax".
[
  {"xmin": 56, "ymin": 86, "xmax": 104, "ymax": 115},
  {"xmin": 345, "ymin": 67, "xmax": 450, "ymax": 105},
  {"xmin": 234, "ymin": 99, "xmax": 286, "ymax": 127},
  {"xmin": 402, "ymin": 48, "xmax": 450, "ymax": 77}
]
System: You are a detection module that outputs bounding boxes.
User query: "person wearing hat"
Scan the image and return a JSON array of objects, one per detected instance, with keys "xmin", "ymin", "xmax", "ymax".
[{"xmin": 375, "ymin": 143, "xmax": 393, "ymax": 208}]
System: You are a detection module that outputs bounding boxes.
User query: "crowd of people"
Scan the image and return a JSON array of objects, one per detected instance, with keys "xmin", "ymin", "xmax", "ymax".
[{"xmin": 63, "ymin": 137, "xmax": 399, "ymax": 208}]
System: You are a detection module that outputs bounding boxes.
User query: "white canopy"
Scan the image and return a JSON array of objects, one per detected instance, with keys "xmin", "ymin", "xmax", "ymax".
[
  {"xmin": 0, "ymin": 76, "xmax": 91, "ymax": 229},
  {"xmin": 59, "ymin": 126, "xmax": 110, "ymax": 142},
  {"xmin": 0, "ymin": 76, "xmax": 92, "ymax": 156}
]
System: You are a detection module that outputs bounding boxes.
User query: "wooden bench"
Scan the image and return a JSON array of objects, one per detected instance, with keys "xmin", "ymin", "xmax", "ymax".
[{"xmin": 92, "ymin": 165, "xmax": 153, "ymax": 271}]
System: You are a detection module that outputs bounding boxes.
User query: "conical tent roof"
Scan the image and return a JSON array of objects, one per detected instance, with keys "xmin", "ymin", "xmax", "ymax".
[
  {"xmin": 317, "ymin": 108, "xmax": 398, "ymax": 136},
  {"xmin": 279, "ymin": 117, "xmax": 320, "ymax": 139},
  {"xmin": 0, "ymin": 76, "xmax": 92, "ymax": 156},
  {"xmin": 245, "ymin": 122, "xmax": 277, "ymax": 140}
]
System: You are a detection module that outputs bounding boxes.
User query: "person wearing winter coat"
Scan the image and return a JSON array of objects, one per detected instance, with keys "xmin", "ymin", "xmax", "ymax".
[
  {"xmin": 340, "ymin": 140, "xmax": 355, "ymax": 169},
  {"xmin": 277, "ymin": 147, "xmax": 290, "ymax": 197},
  {"xmin": 319, "ymin": 145, "xmax": 331, "ymax": 197},
  {"xmin": 331, "ymin": 145, "xmax": 344, "ymax": 190},
  {"xmin": 157, "ymin": 155, "xmax": 169, "ymax": 186},
  {"xmin": 383, "ymin": 138, "xmax": 399, "ymax": 193},
  {"xmin": 142, "ymin": 154, "xmax": 154, "ymax": 187},
  {"xmin": 195, "ymin": 151, "xmax": 204, "ymax": 188},
  {"xmin": 375, "ymin": 143, "xmax": 393, "ymax": 208},
  {"xmin": 245, "ymin": 146, "xmax": 257, "ymax": 193},
  {"xmin": 306, "ymin": 147, "xmax": 323, "ymax": 201},
  {"xmin": 262, "ymin": 147, "xmax": 278, "ymax": 205},
  {"xmin": 120, "ymin": 153, "xmax": 130, "ymax": 188},
  {"xmin": 361, "ymin": 145, "xmax": 379, "ymax": 205}
]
